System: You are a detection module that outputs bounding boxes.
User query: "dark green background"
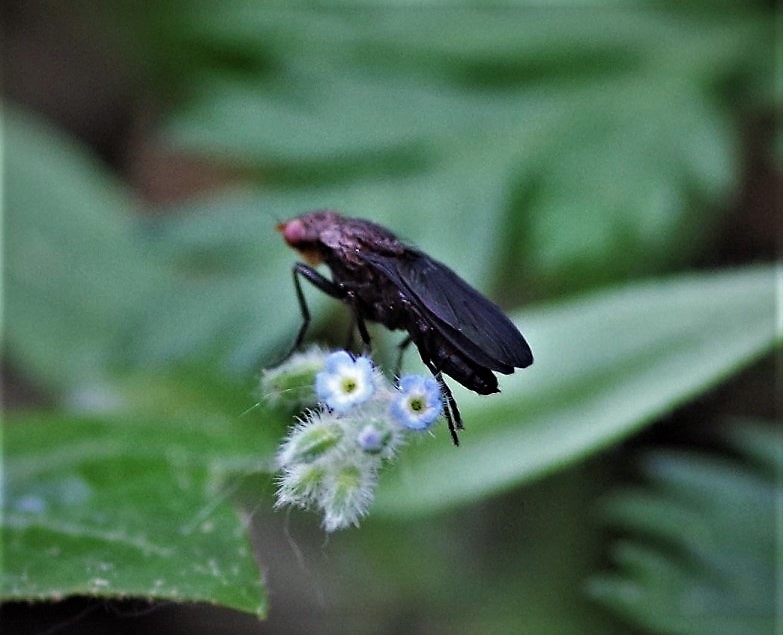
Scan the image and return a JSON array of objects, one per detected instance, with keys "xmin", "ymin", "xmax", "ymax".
[{"xmin": 2, "ymin": 2, "xmax": 779, "ymax": 633}]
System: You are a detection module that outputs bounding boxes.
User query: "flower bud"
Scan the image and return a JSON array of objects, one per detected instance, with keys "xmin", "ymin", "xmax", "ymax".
[
  {"xmin": 278, "ymin": 417, "xmax": 344, "ymax": 467},
  {"xmin": 261, "ymin": 347, "xmax": 326, "ymax": 408},
  {"xmin": 321, "ymin": 463, "xmax": 376, "ymax": 532},
  {"xmin": 276, "ymin": 463, "xmax": 326, "ymax": 509}
]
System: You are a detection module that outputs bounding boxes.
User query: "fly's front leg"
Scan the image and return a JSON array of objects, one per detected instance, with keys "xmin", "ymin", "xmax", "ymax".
[{"xmin": 288, "ymin": 263, "xmax": 345, "ymax": 356}]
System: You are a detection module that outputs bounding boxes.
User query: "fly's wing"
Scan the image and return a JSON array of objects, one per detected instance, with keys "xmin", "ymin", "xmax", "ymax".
[{"xmin": 358, "ymin": 249, "xmax": 533, "ymax": 370}]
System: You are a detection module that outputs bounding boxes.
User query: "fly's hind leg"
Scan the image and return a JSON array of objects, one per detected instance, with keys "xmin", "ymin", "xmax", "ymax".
[
  {"xmin": 423, "ymin": 360, "xmax": 462, "ymax": 446},
  {"xmin": 439, "ymin": 376, "xmax": 462, "ymax": 446}
]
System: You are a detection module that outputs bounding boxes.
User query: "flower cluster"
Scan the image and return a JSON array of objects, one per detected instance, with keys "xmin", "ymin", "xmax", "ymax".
[{"xmin": 265, "ymin": 348, "xmax": 442, "ymax": 531}]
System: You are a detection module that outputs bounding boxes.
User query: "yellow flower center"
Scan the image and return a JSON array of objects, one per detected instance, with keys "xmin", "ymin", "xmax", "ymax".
[{"xmin": 409, "ymin": 396, "xmax": 424, "ymax": 412}]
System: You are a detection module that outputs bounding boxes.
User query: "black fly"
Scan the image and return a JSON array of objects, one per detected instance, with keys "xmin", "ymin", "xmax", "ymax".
[{"xmin": 277, "ymin": 210, "xmax": 533, "ymax": 445}]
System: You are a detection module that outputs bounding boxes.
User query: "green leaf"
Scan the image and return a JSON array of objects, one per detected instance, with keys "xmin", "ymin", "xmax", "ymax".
[
  {"xmin": 165, "ymin": 70, "xmax": 484, "ymax": 164},
  {"xmin": 588, "ymin": 422, "xmax": 779, "ymax": 634},
  {"xmin": 1, "ymin": 409, "xmax": 277, "ymax": 615},
  {"xmin": 374, "ymin": 265, "xmax": 779, "ymax": 515},
  {"xmin": 145, "ymin": 5, "xmax": 771, "ymax": 290},
  {"xmin": 3, "ymin": 106, "xmax": 165, "ymax": 390},
  {"xmin": 520, "ymin": 78, "xmax": 737, "ymax": 286}
]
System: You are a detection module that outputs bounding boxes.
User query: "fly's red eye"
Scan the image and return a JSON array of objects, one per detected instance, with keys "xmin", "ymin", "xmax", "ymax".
[{"xmin": 277, "ymin": 218, "xmax": 307, "ymax": 247}]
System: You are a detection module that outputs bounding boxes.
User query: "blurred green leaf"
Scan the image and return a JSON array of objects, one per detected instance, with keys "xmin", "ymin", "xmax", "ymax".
[
  {"xmin": 142, "ymin": 4, "xmax": 772, "ymax": 291},
  {"xmin": 3, "ymin": 4, "xmax": 777, "ymax": 626},
  {"xmin": 588, "ymin": 422, "xmax": 779, "ymax": 634},
  {"xmin": 374, "ymin": 265, "xmax": 779, "ymax": 515},
  {"xmin": 3, "ymin": 106, "xmax": 165, "ymax": 390},
  {"xmin": 1, "ymin": 404, "xmax": 279, "ymax": 615},
  {"xmin": 520, "ymin": 79, "xmax": 737, "ymax": 285},
  {"xmin": 166, "ymin": 70, "xmax": 485, "ymax": 164},
  {"xmin": 151, "ymin": 4, "xmax": 767, "ymax": 84}
]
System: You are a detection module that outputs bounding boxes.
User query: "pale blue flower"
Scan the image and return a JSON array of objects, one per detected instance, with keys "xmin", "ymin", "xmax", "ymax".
[
  {"xmin": 315, "ymin": 351, "xmax": 375, "ymax": 413},
  {"xmin": 356, "ymin": 424, "xmax": 392, "ymax": 455},
  {"xmin": 390, "ymin": 375, "xmax": 442, "ymax": 430}
]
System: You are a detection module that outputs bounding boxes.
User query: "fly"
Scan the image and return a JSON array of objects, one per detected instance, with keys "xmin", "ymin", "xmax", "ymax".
[{"xmin": 277, "ymin": 210, "xmax": 533, "ymax": 445}]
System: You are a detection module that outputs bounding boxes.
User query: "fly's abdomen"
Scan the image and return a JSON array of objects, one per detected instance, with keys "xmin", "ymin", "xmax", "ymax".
[{"xmin": 419, "ymin": 338, "xmax": 499, "ymax": 395}]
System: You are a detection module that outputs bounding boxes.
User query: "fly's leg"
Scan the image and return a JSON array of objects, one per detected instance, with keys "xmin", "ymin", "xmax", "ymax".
[
  {"xmin": 344, "ymin": 313, "xmax": 356, "ymax": 351},
  {"xmin": 438, "ymin": 372, "xmax": 463, "ymax": 434},
  {"xmin": 394, "ymin": 335, "xmax": 412, "ymax": 378},
  {"xmin": 355, "ymin": 310, "xmax": 372, "ymax": 352},
  {"xmin": 288, "ymin": 263, "xmax": 345, "ymax": 357},
  {"xmin": 424, "ymin": 360, "xmax": 462, "ymax": 446},
  {"xmin": 440, "ymin": 377, "xmax": 462, "ymax": 447},
  {"xmin": 343, "ymin": 291, "xmax": 372, "ymax": 354}
]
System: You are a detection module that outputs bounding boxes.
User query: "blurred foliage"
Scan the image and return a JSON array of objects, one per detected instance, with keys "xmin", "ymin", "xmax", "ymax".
[
  {"xmin": 590, "ymin": 422, "xmax": 780, "ymax": 634},
  {"xmin": 375, "ymin": 266, "xmax": 778, "ymax": 515},
  {"xmin": 125, "ymin": 1, "xmax": 773, "ymax": 297},
  {"xmin": 4, "ymin": 107, "xmax": 166, "ymax": 389},
  {"xmin": 2, "ymin": 1, "xmax": 779, "ymax": 631}
]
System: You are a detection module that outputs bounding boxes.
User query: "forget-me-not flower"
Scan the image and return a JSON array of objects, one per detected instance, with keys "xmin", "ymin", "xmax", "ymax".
[
  {"xmin": 315, "ymin": 351, "xmax": 375, "ymax": 413},
  {"xmin": 270, "ymin": 348, "xmax": 447, "ymax": 531},
  {"xmin": 390, "ymin": 375, "xmax": 443, "ymax": 430}
]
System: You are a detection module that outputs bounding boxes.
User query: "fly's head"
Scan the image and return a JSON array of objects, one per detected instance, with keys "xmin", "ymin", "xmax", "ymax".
[{"xmin": 277, "ymin": 210, "xmax": 343, "ymax": 265}]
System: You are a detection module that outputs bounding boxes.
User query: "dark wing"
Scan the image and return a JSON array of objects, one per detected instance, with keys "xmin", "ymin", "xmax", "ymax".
[{"xmin": 358, "ymin": 249, "xmax": 533, "ymax": 370}]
